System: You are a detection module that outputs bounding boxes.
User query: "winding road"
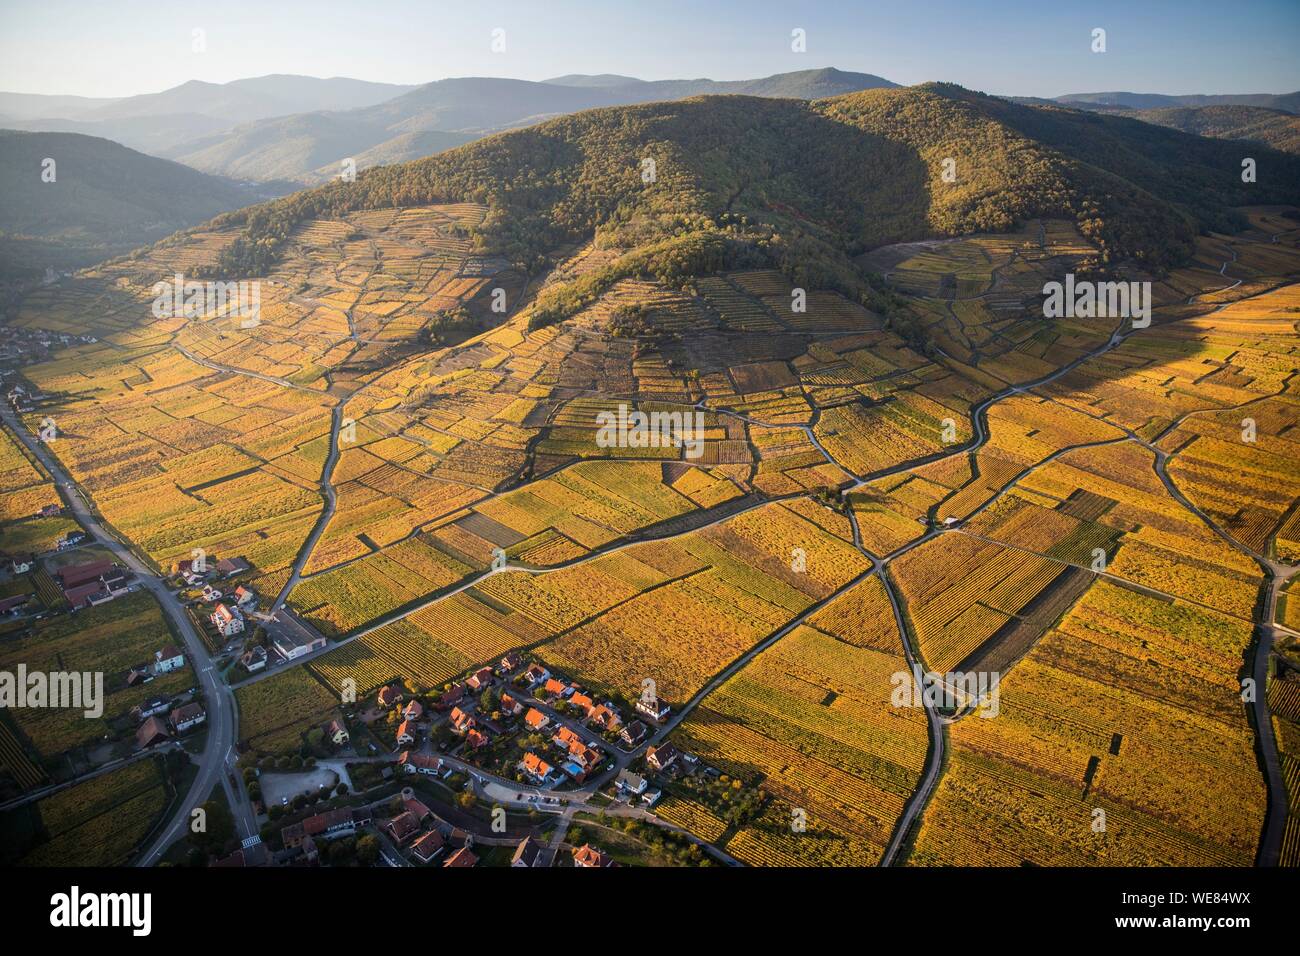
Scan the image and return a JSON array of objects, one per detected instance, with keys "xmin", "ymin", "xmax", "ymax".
[{"xmin": 0, "ymin": 403, "xmax": 254, "ymax": 866}]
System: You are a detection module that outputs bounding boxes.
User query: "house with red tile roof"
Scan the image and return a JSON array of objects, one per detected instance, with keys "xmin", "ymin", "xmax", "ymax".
[
  {"xmin": 436, "ymin": 683, "xmax": 466, "ymax": 711},
  {"xmin": 589, "ymin": 704, "xmax": 623, "ymax": 731},
  {"xmin": 403, "ymin": 797, "xmax": 433, "ymax": 824},
  {"xmin": 573, "ymin": 844, "xmax": 615, "ymax": 868},
  {"xmin": 211, "ymin": 602, "xmax": 244, "ymax": 637},
  {"xmin": 396, "ymin": 719, "xmax": 417, "ymax": 746},
  {"xmin": 411, "ymin": 829, "xmax": 446, "ymax": 864},
  {"xmin": 135, "ymin": 716, "xmax": 170, "ymax": 749},
  {"xmin": 524, "ymin": 707, "xmax": 550, "ymax": 731},
  {"xmin": 449, "ymin": 706, "xmax": 475, "ymax": 734},
  {"xmin": 521, "ymin": 751, "xmax": 556, "ymax": 783},
  {"xmin": 303, "ymin": 808, "xmax": 356, "ymax": 840},
  {"xmin": 553, "ymin": 725, "xmax": 586, "ymax": 749},
  {"xmin": 383, "ymin": 811, "xmax": 421, "ymax": 846},
  {"xmin": 443, "ymin": 846, "xmax": 477, "ymax": 868},
  {"xmin": 169, "ymin": 702, "xmax": 206, "ymax": 732},
  {"xmin": 398, "ymin": 751, "xmax": 444, "ymax": 777},
  {"xmin": 324, "ymin": 718, "xmax": 349, "ymax": 745}
]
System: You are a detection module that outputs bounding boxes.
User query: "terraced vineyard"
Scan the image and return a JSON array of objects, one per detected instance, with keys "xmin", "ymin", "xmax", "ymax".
[{"xmin": 6, "ymin": 75, "xmax": 1300, "ymax": 872}]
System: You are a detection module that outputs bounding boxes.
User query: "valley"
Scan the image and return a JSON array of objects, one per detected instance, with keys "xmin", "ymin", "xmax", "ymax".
[{"xmin": 1, "ymin": 54, "xmax": 1299, "ymax": 880}]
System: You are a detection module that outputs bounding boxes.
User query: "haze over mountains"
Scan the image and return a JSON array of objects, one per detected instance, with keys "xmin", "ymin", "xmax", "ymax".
[
  {"xmin": 6, "ymin": 70, "xmax": 1299, "ymax": 187},
  {"xmin": 1051, "ymin": 90, "xmax": 1300, "ymax": 113},
  {"xmin": 0, "ymin": 130, "xmax": 282, "ymax": 278},
  {"xmin": 5, "ymin": 69, "xmax": 1300, "ymax": 284},
  {"xmin": 2, "ymin": 69, "xmax": 897, "ymax": 184}
]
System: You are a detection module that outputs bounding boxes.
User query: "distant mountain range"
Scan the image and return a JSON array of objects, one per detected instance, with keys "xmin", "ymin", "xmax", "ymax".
[
  {"xmin": 4, "ymin": 72, "xmax": 1299, "ymax": 282},
  {"xmin": 1003, "ymin": 92, "xmax": 1300, "ymax": 156},
  {"xmin": 1, "ymin": 69, "xmax": 896, "ymax": 184},
  {"xmin": 1052, "ymin": 90, "xmax": 1300, "ymax": 113},
  {"xmin": 1109, "ymin": 106, "xmax": 1300, "ymax": 156},
  {"xmin": 8, "ymin": 71, "xmax": 1297, "ymax": 186}
]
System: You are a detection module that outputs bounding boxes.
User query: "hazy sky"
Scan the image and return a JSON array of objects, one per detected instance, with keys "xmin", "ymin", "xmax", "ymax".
[{"xmin": 2, "ymin": 0, "xmax": 1297, "ymax": 99}]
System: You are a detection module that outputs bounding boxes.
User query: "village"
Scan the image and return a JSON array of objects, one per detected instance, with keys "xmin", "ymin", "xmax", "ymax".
[
  {"xmin": 209, "ymin": 644, "xmax": 726, "ymax": 868},
  {"xmin": 0, "ymin": 437, "xmax": 737, "ymax": 868}
]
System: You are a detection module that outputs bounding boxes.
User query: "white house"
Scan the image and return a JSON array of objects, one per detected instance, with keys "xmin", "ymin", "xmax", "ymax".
[
  {"xmin": 211, "ymin": 603, "xmax": 245, "ymax": 637},
  {"xmin": 170, "ymin": 702, "xmax": 206, "ymax": 732},
  {"xmin": 154, "ymin": 646, "xmax": 185, "ymax": 674}
]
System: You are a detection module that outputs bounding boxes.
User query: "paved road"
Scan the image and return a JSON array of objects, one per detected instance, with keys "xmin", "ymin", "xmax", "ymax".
[
  {"xmin": 275, "ymin": 404, "xmax": 345, "ymax": 610},
  {"xmin": 0, "ymin": 404, "xmax": 252, "ymax": 865}
]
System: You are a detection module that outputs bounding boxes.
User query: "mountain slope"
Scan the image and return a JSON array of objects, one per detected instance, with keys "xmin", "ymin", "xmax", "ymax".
[
  {"xmin": 156, "ymin": 68, "xmax": 899, "ymax": 184},
  {"xmin": 544, "ymin": 74, "xmax": 646, "ymax": 87},
  {"xmin": 203, "ymin": 84, "xmax": 1300, "ymax": 314},
  {"xmin": 1054, "ymin": 90, "xmax": 1300, "ymax": 113},
  {"xmin": 80, "ymin": 75, "xmax": 415, "ymax": 124},
  {"xmin": 0, "ymin": 130, "xmax": 275, "ymax": 278},
  {"xmin": 1122, "ymin": 105, "xmax": 1300, "ymax": 156},
  {"xmin": 2, "ymin": 112, "xmax": 235, "ymax": 158},
  {"xmin": 2, "ymin": 76, "xmax": 419, "ymax": 156},
  {"xmin": 0, "ymin": 91, "xmax": 120, "ymax": 121}
]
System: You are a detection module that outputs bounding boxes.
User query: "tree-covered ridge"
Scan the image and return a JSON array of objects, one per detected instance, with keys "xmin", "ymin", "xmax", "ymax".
[
  {"xmin": 202, "ymin": 84, "xmax": 1300, "ymax": 316},
  {"xmin": 1125, "ymin": 105, "xmax": 1300, "ymax": 157},
  {"xmin": 816, "ymin": 83, "xmax": 1300, "ymax": 267}
]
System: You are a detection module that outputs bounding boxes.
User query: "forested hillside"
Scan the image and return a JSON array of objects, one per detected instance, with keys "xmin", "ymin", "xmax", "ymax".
[{"xmin": 196, "ymin": 84, "xmax": 1300, "ymax": 329}]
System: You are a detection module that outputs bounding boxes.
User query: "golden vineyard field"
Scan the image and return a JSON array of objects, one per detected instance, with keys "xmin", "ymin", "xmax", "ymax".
[{"xmin": 8, "ymin": 191, "xmax": 1300, "ymax": 870}]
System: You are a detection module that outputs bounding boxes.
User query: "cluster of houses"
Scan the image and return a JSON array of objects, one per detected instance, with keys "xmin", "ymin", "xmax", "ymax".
[
  {"xmin": 56, "ymin": 557, "xmax": 130, "ymax": 608},
  {"xmin": 5, "ymin": 381, "xmax": 53, "ymax": 414},
  {"xmin": 385, "ymin": 655, "xmax": 519, "ymax": 753},
  {"xmin": 0, "ymin": 329, "xmax": 95, "ymax": 378},
  {"xmin": 518, "ymin": 718, "xmax": 607, "ymax": 785},
  {"xmin": 379, "ymin": 793, "xmax": 477, "ymax": 865},
  {"xmin": 253, "ymin": 784, "xmax": 622, "ymax": 869},
  {"xmin": 380, "ymin": 654, "xmax": 678, "ymax": 790},
  {"xmin": 507, "ymin": 836, "xmax": 614, "ymax": 868},
  {"xmin": 518, "ymin": 663, "xmax": 663, "ymax": 750},
  {"xmin": 134, "ymin": 691, "xmax": 206, "ymax": 750},
  {"xmin": 172, "ymin": 554, "xmax": 251, "ymax": 583},
  {"xmin": 281, "ymin": 805, "xmax": 369, "ymax": 865},
  {"xmin": 523, "ymin": 665, "xmax": 627, "ymax": 734},
  {"xmin": 210, "ymin": 585, "xmax": 257, "ymax": 637}
]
